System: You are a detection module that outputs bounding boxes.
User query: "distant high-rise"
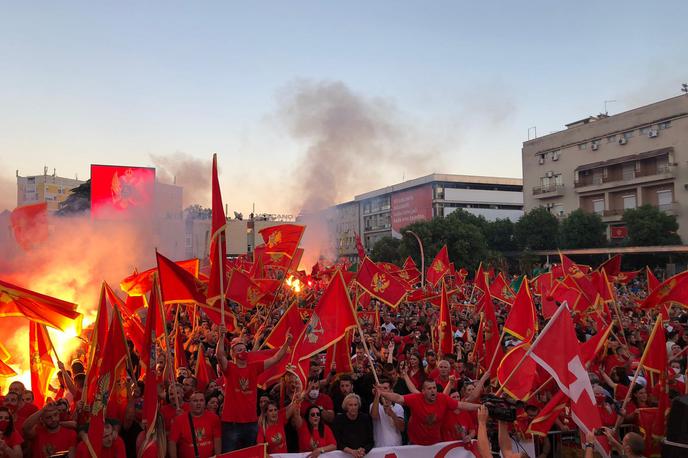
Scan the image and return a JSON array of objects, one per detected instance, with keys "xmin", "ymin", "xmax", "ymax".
[{"xmin": 16, "ymin": 167, "xmax": 84, "ymax": 212}]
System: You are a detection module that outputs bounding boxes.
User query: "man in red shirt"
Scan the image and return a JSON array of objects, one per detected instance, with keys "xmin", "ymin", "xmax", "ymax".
[
  {"xmin": 216, "ymin": 324, "xmax": 292, "ymax": 453},
  {"xmin": 169, "ymin": 392, "xmax": 221, "ymax": 458},
  {"xmin": 22, "ymin": 402, "xmax": 77, "ymax": 458},
  {"xmin": 376, "ymin": 379, "xmax": 479, "ymax": 445},
  {"xmin": 75, "ymin": 421, "xmax": 126, "ymax": 458}
]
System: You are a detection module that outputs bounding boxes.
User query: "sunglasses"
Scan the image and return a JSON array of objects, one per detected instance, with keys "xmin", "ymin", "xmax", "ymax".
[{"xmin": 309, "ymin": 412, "xmax": 321, "ymax": 417}]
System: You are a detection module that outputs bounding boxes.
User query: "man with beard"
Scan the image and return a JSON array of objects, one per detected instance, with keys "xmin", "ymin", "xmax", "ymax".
[
  {"xmin": 169, "ymin": 392, "xmax": 221, "ymax": 458},
  {"xmin": 22, "ymin": 402, "xmax": 77, "ymax": 458}
]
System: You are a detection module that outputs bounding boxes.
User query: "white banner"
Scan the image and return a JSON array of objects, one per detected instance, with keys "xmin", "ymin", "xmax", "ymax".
[{"xmin": 272, "ymin": 441, "xmax": 477, "ymax": 458}]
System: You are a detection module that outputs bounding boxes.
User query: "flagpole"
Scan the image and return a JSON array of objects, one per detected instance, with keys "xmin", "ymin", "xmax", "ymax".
[
  {"xmin": 495, "ymin": 303, "xmax": 569, "ymax": 397},
  {"xmin": 405, "ymin": 230, "xmax": 424, "ymax": 285},
  {"xmin": 218, "ymin": 230, "xmax": 226, "ymax": 326},
  {"xmin": 485, "ymin": 328, "xmax": 506, "ymax": 376},
  {"xmin": 80, "ymin": 283, "xmax": 106, "ymax": 404},
  {"xmin": 154, "ymin": 275, "xmax": 182, "ymax": 412},
  {"xmin": 346, "ymin": 276, "xmax": 380, "ymax": 385}
]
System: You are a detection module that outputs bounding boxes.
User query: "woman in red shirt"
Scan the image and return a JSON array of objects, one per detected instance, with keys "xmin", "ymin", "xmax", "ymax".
[
  {"xmin": 293, "ymin": 406, "xmax": 336, "ymax": 457},
  {"xmin": 0, "ymin": 406, "xmax": 22, "ymax": 458},
  {"xmin": 257, "ymin": 400, "xmax": 300, "ymax": 454}
]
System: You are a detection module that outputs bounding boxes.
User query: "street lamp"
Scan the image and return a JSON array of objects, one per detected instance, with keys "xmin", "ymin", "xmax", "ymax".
[{"xmin": 405, "ymin": 230, "xmax": 424, "ymax": 285}]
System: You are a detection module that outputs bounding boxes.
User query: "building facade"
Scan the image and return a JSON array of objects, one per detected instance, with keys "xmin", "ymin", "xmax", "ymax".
[
  {"xmin": 344, "ymin": 173, "xmax": 523, "ymax": 250},
  {"xmin": 522, "ymin": 95, "xmax": 688, "ymax": 241},
  {"xmin": 16, "ymin": 168, "xmax": 84, "ymax": 211}
]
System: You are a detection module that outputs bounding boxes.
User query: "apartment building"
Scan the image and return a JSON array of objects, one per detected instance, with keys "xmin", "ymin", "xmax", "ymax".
[
  {"xmin": 16, "ymin": 168, "xmax": 84, "ymax": 211},
  {"xmin": 522, "ymin": 94, "xmax": 688, "ymax": 241}
]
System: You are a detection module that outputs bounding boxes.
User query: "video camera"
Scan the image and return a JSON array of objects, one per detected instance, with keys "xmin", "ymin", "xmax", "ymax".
[{"xmin": 480, "ymin": 394, "xmax": 525, "ymax": 423}]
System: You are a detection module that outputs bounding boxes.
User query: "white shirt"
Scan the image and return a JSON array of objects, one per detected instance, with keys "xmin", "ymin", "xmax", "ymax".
[
  {"xmin": 381, "ymin": 322, "xmax": 397, "ymax": 333},
  {"xmin": 370, "ymin": 401, "xmax": 404, "ymax": 447}
]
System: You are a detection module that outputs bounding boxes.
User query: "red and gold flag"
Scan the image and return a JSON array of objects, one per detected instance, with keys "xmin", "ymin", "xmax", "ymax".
[
  {"xmin": 596, "ymin": 254, "xmax": 622, "ymax": 278},
  {"xmin": 489, "ymin": 272, "xmax": 516, "ymax": 305},
  {"xmin": 527, "ymin": 391, "xmax": 568, "ymax": 436},
  {"xmin": 503, "ymin": 279, "xmax": 537, "ymax": 342},
  {"xmin": 292, "ymin": 271, "xmax": 358, "ymax": 363},
  {"xmin": 259, "ymin": 224, "xmax": 305, "ymax": 258},
  {"xmin": 641, "ymin": 270, "xmax": 688, "ymax": 310},
  {"xmin": 0, "ymin": 359, "xmax": 16, "ymax": 378},
  {"xmin": 426, "ymin": 245, "xmax": 450, "ymax": 287},
  {"xmin": 646, "ymin": 266, "xmax": 660, "ymax": 292},
  {"xmin": 437, "ymin": 281, "xmax": 454, "ymax": 356},
  {"xmin": 325, "ymin": 330, "xmax": 353, "ymax": 375},
  {"xmin": 173, "ymin": 311, "xmax": 187, "ymax": 372},
  {"xmin": 355, "ymin": 232, "xmax": 365, "ymax": 260},
  {"xmin": 0, "ymin": 279, "xmax": 81, "ymax": 332},
  {"xmin": 497, "ymin": 342, "xmax": 537, "ymax": 400},
  {"xmin": 226, "ymin": 269, "xmax": 266, "ymax": 309},
  {"xmin": 641, "ymin": 317, "xmax": 667, "ymax": 375},
  {"xmin": 141, "ymin": 277, "xmax": 161, "ymax": 431},
  {"xmin": 356, "ymin": 257, "xmax": 407, "ymax": 308},
  {"xmin": 120, "ymin": 259, "xmax": 199, "ymax": 296},
  {"xmin": 106, "ymin": 283, "xmax": 146, "ymax": 357},
  {"xmin": 479, "ymin": 289, "xmax": 504, "ymax": 378},
  {"xmin": 195, "ymin": 344, "xmax": 215, "ymax": 392},
  {"xmin": 156, "ymin": 251, "xmax": 207, "ymax": 305},
  {"xmin": 83, "ymin": 284, "xmax": 110, "ymax": 405},
  {"xmin": 264, "ymin": 302, "xmax": 305, "ymax": 349},
  {"xmin": 29, "ymin": 322, "xmax": 56, "ymax": 408},
  {"xmin": 473, "ymin": 262, "xmax": 489, "ymax": 295},
  {"xmin": 531, "ymin": 272, "xmax": 554, "ymax": 296},
  {"xmin": 208, "ymin": 153, "xmax": 228, "ymax": 306},
  {"xmin": 560, "ymin": 253, "xmax": 591, "ymax": 278},
  {"xmin": 10, "ymin": 202, "xmax": 49, "ymax": 250}
]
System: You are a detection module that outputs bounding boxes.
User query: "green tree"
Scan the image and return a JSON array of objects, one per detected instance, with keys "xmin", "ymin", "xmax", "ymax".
[
  {"xmin": 370, "ymin": 236, "xmax": 402, "ymax": 264},
  {"xmin": 558, "ymin": 209, "xmax": 607, "ymax": 248},
  {"xmin": 56, "ymin": 180, "xmax": 91, "ymax": 216},
  {"xmin": 485, "ymin": 218, "xmax": 517, "ymax": 252},
  {"xmin": 623, "ymin": 205, "xmax": 682, "ymax": 246},
  {"xmin": 514, "ymin": 207, "xmax": 560, "ymax": 250}
]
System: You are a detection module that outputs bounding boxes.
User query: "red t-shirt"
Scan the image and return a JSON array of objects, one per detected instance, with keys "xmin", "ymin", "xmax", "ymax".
[
  {"xmin": 221, "ymin": 361, "xmax": 263, "ymax": 423},
  {"xmin": 15, "ymin": 403, "xmax": 39, "ymax": 432},
  {"xmin": 0, "ymin": 430, "xmax": 23, "ymax": 455},
  {"xmin": 297, "ymin": 422, "xmax": 336, "ymax": 452},
  {"xmin": 75, "ymin": 437, "xmax": 126, "ymax": 458},
  {"xmin": 441, "ymin": 409, "xmax": 476, "ymax": 441},
  {"xmin": 257, "ymin": 410, "xmax": 288, "ymax": 454},
  {"xmin": 161, "ymin": 402, "xmax": 190, "ymax": 432},
  {"xmin": 403, "ymin": 392, "xmax": 459, "ymax": 445},
  {"xmin": 170, "ymin": 412, "xmax": 221, "ymax": 458},
  {"xmin": 32, "ymin": 425, "xmax": 77, "ymax": 458}
]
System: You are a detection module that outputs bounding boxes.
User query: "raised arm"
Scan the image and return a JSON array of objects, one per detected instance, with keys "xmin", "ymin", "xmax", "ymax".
[
  {"xmin": 264, "ymin": 331, "xmax": 293, "ymax": 370},
  {"xmin": 216, "ymin": 324, "xmax": 228, "ymax": 372},
  {"xmin": 376, "ymin": 387, "xmax": 405, "ymax": 406}
]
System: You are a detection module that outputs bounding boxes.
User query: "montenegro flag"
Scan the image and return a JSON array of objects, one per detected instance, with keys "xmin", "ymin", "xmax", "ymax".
[{"xmin": 355, "ymin": 257, "xmax": 408, "ymax": 308}]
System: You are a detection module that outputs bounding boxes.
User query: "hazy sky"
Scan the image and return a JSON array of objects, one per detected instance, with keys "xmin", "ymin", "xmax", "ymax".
[{"xmin": 1, "ymin": 1, "xmax": 686, "ymax": 214}]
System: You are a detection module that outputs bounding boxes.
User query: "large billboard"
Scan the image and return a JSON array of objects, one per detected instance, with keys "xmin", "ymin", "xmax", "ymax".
[
  {"xmin": 91, "ymin": 165, "xmax": 155, "ymax": 219},
  {"xmin": 391, "ymin": 185, "xmax": 433, "ymax": 233}
]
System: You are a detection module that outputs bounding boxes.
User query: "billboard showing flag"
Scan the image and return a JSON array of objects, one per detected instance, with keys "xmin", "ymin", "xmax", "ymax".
[{"xmin": 91, "ymin": 165, "xmax": 155, "ymax": 219}]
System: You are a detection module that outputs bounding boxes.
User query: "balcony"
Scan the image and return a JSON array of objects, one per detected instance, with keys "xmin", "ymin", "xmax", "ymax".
[
  {"xmin": 532, "ymin": 184, "xmax": 565, "ymax": 199},
  {"xmin": 600, "ymin": 202, "xmax": 680, "ymax": 222},
  {"xmin": 575, "ymin": 165, "xmax": 676, "ymax": 194}
]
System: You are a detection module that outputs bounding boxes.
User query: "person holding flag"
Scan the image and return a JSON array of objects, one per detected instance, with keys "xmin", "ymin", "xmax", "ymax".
[{"xmin": 216, "ymin": 324, "xmax": 293, "ymax": 453}]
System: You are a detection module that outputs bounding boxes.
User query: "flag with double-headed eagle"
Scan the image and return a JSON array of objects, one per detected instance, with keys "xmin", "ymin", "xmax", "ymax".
[
  {"xmin": 560, "ymin": 253, "xmax": 592, "ymax": 279},
  {"xmin": 0, "ymin": 279, "xmax": 82, "ymax": 332},
  {"xmin": 426, "ymin": 245, "xmax": 450, "ymax": 287},
  {"xmin": 208, "ymin": 153, "xmax": 228, "ymax": 305},
  {"xmin": 641, "ymin": 270, "xmax": 688, "ymax": 310},
  {"xmin": 355, "ymin": 257, "xmax": 408, "ymax": 308},
  {"xmin": 489, "ymin": 272, "xmax": 516, "ymax": 304},
  {"xmin": 141, "ymin": 276, "xmax": 160, "ymax": 433},
  {"xmin": 29, "ymin": 322, "xmax": 57, "ymax": 408},
  {"xmin": 259, "ymin": 224, "xmax": 305, "ymax": 258},
  {"xmin": 437, "ymin": 281, "xmax": 454, "ymax": 356},
  {"xmin": 292, "ymin": 270, "xmax": 358, "ymax": 364},
  {"xmin": 120, "ymin": 258, "xmax": 199, "ymax": 297},
  {"xmin": 225, "ymin": 269, "xmax": 266, "ymax": 310},
  {"xmin": 503, "ymin": 278, "xmax": 537, "ymax": 343}
]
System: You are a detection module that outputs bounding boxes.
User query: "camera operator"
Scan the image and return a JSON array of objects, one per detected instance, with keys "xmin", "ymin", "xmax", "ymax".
[{"xmin": 476, "ymin": 405, "xmax": 530, "ymax": 458}]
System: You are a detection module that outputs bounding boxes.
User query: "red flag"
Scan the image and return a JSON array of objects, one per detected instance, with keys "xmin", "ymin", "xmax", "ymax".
[
  {"xmin": 105, "ymin": 283, "xmax": 145, "ymax": 357},
  {"xmin": 560, "ymin": 253, "xmax": 592, "ymax": 278},
  {"xmin": 292, "ymin": 271, "xmax": 358, "ymax": 363},
  {"xmin": 529, "ymin": 305, "xmax": 609, "ymax": 456},
  {"xmin": 479, "ymin": 289, "xmax": 504, "ymax": 378},
  {"xmin": 195, "ymin": 344, "xmax": 215, "ymax": 392},
  {"xmin": 473, "ymin": 262, "xmax": 489, "ymax": 295},
  {"xmin": 527, "ymin": 391, "xmax": 568, "ymax": 436},
  {"xmin": 641, "ymin": 270, "xmax": 688, "ymax": 310},
  {"xmin": 490, "ymin": 272, "xmax": 516, "ymax": 304},
  {"xmin": 646, "ymin": 266, "xmax": 660, "ymax": 292},
  {"xmin": 29, "ymin": 322, "xmax": 57, "ymax": 408},
  {"xmin": 355, "ymin": 232, "xmax": 365, "ymax": 260},
  {"xmin": 0, "ymin": 359, "xmax": 16, "ymax": 378},
  {"xmin": 226, "ymin": 269, "xmax": 266, "ymax": 309},
  {"xmin": 640, "ymin": 317, "xmax": 667, "ymax": 375},
  {"xmin": 173, "ymin": 312, "xmax": 187, "ymax": 372},
  {"xmin": 156, "ymin": 251, "xmax": 208, "ymax": 305},
  {"xmin": 325, "ymin": 330, "xmax": 353, "ymax": 374},
  {"xmin": 438, "ymin": 281, "xmax": 454, "ymax": 356},
  {"xmin": 503, "ymin": 279, "xmax": 537, "ymax": 342},
  {"xmin": 120, "ymin": 259, "xmax": 199, "ymax": 296},
  {"xmin": 426, "ymin": 245, "xmax": 450, "ymax": 287},
  {"xmin": 259, "ymin": 224, "xmax": 305, "ymax": 258},
  {"xmin": 596, "ymin": 255, "xmax": 621, "ymax": 278},
  {"xmin": 84, "ymin": 284, "xmax": 110, "ymax": 405},
  {"xmin": 141, "ymin": 278, "xmax": 160, "ymax": 431},
  {"xmin": 355, "ymin": 257, "xmax": 408, "ymax": 308},
  {"xmin": 531, "ymin": 272, "xmax": 554, "ymax": 296},
  {"xmin": 0, "ymin": 279, "xmax": 82, "ymax": 332},
  {"xmin": 88, "ymin": 308, "xmax": 129, "ymax": 457},
  {"xmin": 497, "ymin": 343, "xmax": 537, "ymax": 400},
  {"xmin": 613, "ymin": 270, "xmax": 639, "ymax": 284},
  {"xmin": 264, "ymin": 302, "xmax": 305, "ymax": 349},
  {"xmin": 10, "ymin": 202, "xmax": 49, "ymax": 250},
  {"xmin": 208, "ymin": 153, "xmax": 228, "ymax": 306}
]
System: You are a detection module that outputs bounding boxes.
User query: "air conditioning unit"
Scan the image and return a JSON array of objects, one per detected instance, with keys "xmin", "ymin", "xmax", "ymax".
[
  {"xmin": 591, "ymin": 143, "xmax": 599, "ymax": 151},
  {"xmin": 552, "ymin": 153, "xmax": 560, "ymax": 161},
  {"xmin": 649, "ymin": 129, "xmax": 659, "ymax": 138},
  {"xmin": 619, "ymin": 137, "xmax": 628, "ymax": 145}
]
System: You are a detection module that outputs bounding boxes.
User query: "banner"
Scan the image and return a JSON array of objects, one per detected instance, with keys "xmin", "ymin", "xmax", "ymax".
[{"xmin": 272, "ymin": 441, "xmax": 479, "ymax": 458}]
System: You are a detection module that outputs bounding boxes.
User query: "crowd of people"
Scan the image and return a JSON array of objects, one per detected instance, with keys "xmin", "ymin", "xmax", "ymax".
[{"xmin": 0, "ymin": 266, "xmax": 685, "ymax": 458}]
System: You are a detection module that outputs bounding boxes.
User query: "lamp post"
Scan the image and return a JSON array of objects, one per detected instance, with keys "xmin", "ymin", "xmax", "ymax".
[{"xmin": 405, "ymin": 230, "xmax": 424, "ymax": 285}]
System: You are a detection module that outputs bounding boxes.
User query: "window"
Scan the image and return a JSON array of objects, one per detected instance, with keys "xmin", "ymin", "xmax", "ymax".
[
  {"xmin": 593, "ymin": 199, "xmax": 604, "ymax": 215},
  {"xmin": 657, "ymin": 190, "xmax": 673, "ymax": 209},
  {"xmin": 623, "ymin": 195, "xmax": 637, "ymax": 210},
  {"xmin": 622, "ymin": 163, "xmax": 636, "ymax": 180},
  {"xmin": 639, "ymin": 126, "xmax": 652, "ymax": 135},
  {"xmin": 659, "ymin": 121, "xmax": 671, "ymax": 129},
  {"xmin": 554, "ymin": 174, "xmax": 563, "ymax": 186},
  {"xmin": 578, "ymin": 143, "xmax": 587, "ymax": 150},
  {"xmin": 607, "ymin": 135, "xmax": 616, "ymax": 143},
  {"xmin": 623, "ymin": 131, "xmax": 634, "ymax": 139}
]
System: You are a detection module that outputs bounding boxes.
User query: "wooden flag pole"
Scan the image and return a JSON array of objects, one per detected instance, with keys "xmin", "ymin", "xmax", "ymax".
[
  {"xmin": 618, "ymin": 317, "xmax": 661, "ymax": 416},
  {"xmin": 154, "ymin": 275, "xmax": 182, "ymax": 412},
  {"xmin": 218, "ymin": 230, "xmax": 226, "ymax": 326},
  {"xmin": 485, "ymin": 328, "xmax": 506, "ymax": 376}
]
